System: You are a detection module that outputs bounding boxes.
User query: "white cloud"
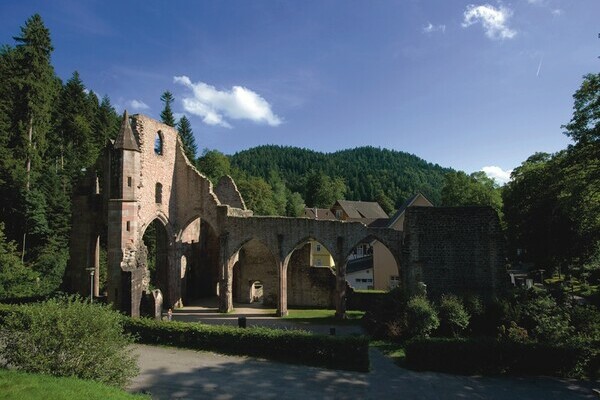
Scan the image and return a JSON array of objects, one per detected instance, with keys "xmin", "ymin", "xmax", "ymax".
[
  {"xmin": 482, "ymin": 166, "xmax": 512, "ymax": 184},
  {"xmin": 462, "ymin": 4, "xmax": 517, "ymax": 40},
  {"xmin": 174, "ymin": 75, "xmax": 282, "ymax": 128},
  {"xmin": 128, "ymin": 99, "xmax": 150, "ymax": 110},
  {"xmin": 423, "ymin": 22, "xmax": 446, "ymax": 34},
  {"xmin": 551, "ymin": 9, "xmax": 563, "ymax": 16}
]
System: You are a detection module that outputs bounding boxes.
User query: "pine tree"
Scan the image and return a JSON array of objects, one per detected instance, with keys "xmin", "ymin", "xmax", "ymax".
[
  {"xmin": 160, "ymin": 91, "xmax": 175, "ymax": 127},
  {"xmin": 52, "ymin": 71, "xmax": 97, "ymax": 180},
  {"xmin": 176, "ymin": 115, "xmax": 197, "ymax": 162},
  {"xmin": 8, "ymin": 14, "xmax": 59, "ymax": 259}
]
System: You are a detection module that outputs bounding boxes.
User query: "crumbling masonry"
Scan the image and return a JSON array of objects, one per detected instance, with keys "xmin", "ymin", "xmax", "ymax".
[{"xmin": 66, "ymin": 113, "xmax": 506, "ymax": 317}]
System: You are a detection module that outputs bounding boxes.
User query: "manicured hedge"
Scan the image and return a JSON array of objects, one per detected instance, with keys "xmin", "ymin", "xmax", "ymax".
[
  {"xmin": 347, "ymin": 289, "xmax": 388, "ymax": 311},
  {"xmin": 405, "ymin": 337, "xmax": 595, "ymax": 378},
  {"xmin": 124, "ymin": 317, "xmax": 370, "ymax": 372}
]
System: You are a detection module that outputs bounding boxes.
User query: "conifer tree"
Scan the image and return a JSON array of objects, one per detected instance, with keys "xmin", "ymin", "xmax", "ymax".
[
  {"xmin": 8, "ymin": 14, "xmax": 59, "ymax": 259},
  {"xmin": 160, "ymin": 91, "xmax": 175, "ymax": 127},
  {"xmin": 176, "ymin": 115, "xmax": 197, "ymax": 162}
]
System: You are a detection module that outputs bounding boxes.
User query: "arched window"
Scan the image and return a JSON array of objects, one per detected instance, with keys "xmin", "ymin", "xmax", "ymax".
[
  {"xmin": 155, "ymin": 182, "xmax": 163, "ymax": 204},
  {"xmin": 154, "ymin": 131, "xmax": 163, "ymax": 155}
]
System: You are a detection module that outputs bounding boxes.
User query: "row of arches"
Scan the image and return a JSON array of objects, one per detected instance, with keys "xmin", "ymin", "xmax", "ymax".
[{"xmin": 138, "ymin": 215, "xmax": 402, "ymax": 315}]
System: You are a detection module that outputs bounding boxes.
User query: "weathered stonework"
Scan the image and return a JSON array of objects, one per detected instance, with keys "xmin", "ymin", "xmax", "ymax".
[
  {"xmin": 402, "ymin": 206, "xmax": 507, "ymax": 299},
  {"xmin": 67, "ymin": 113, "xmax": 506, "ymax": 318}
]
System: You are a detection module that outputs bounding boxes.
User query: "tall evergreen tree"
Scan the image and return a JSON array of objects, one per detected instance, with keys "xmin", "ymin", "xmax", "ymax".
[
  {"xmin": 160, "ymin": 91, "xmax": 175, "ymax": 127},
  {"xmin": 176, "ymin": 115, "xmax": 197, "ymax": 162},
  {"xmin": 5, "ymin": 14, "xmax": 59, "ymax": 259},
  {"xmin": 52, "ymin": 71, "xmax": 97, "ymax": 180}
]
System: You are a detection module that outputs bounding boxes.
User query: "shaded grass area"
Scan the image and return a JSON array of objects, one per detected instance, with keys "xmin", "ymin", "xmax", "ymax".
[
  {"xmin": 284, "ymin": 309, "xmax": 365, "ymax": 325},
  {"xmin": 370, "ymin": 340, "xmax": 406, "ymax": 367},
  {"xmin": 0, "ymin": 369, "xmax": 149, "ymax": 400},
  {"xmin": 545, "ymin": 275, "xmax": 600, "ymax": 299}
]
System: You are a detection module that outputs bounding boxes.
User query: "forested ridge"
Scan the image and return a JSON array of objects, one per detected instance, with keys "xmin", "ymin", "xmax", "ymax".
[{"xmin": 230, "ymin": 145, "xmax": 452, "ymax": 208}]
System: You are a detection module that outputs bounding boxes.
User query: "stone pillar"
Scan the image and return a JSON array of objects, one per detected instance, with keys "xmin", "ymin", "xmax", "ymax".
[
  {"xmin": 93, "ymin": 235, "xmax": 100, "ymax": 297},
  {"xmin": 218, "ymin": 233, "xmax": 233, "ymax": 313},
  {"xmin": 276, "ymin": 258, "xmax": 289, "ymax": 317},
  {"xmin": 276, "ymin": 234, "xmax": 288, "ymax": 317},
  {"xmin": 334, "ymin": 236, "xmax": 347, "ymax": 319}
]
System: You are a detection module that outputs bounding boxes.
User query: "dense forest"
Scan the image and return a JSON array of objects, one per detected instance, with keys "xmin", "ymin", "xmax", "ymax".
[
  {"xmin": 230, "ymin": 145, "xmax": 451, "ymax": 209},
  {"xmin": 0, "ymin": 14, "xmax": 598, "ymax": 300}
]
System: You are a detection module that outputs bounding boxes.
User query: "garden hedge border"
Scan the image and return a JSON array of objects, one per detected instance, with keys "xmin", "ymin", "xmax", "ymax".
[
  {"xmin": 405, "ymin": 337, "xmax": 597, "ymax": 378},
  {"xmin": 123, "ymin": 317, "xmax": 370, "ymax": 372}
]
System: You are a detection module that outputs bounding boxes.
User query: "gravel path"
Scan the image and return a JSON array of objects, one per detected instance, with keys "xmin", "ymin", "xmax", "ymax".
[{"xmin": 129, "ymin": 344, "xmax": 599, "ymax": 400}]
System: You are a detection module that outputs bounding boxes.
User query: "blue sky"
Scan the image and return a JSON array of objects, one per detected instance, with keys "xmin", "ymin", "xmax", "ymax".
[{"xmin": 2, "ymin": 1, "xmax": 598, "ymax": 183}]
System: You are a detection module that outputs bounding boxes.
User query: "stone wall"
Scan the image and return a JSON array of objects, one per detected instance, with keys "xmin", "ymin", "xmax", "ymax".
[
  {"xmin": 402, "ymin": 206, "xmax": 507, "ymax": 299},
  {"xmin": 287, "ymin": 243, "xmax": 336, "ymax": 308},
  {"xmin": 215, "ymin": 175, "xmax": 246, "ymax": 209},
  {"xmin": 233, "ymin": 239, "xmax": 279, "ymax": 306}
]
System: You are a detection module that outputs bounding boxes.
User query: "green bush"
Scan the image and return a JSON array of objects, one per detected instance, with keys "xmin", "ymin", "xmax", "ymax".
[
  {"xmin": 405, "ymin": 296, "xmax": 439, "ymax": 338},
  {"xmin": 405, "ymin": 337, "xmax": 593, "ymax": 378},
  {"xmin": 124, "ymin": 317, "xmax": 369, "ymax": 372},
  {"xmin": 519, "ymin": 293, "xmax": 571, "ymax": 343},
  {"xmin": 437, "ymin": 294, "xmax": 470, "ymax": 337},
  {"xmin": 0, "ymin": 297, "xmax": 138, "ymax": 388},
  {"xmin": 362, "ymin": 287, "xmax": 408, "ymax": 340}
]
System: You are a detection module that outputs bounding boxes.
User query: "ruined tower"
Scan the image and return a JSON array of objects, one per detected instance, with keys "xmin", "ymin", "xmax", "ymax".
[{"xmin": 107, "ymin": 111, "xmax": 142, "ymax": 315}]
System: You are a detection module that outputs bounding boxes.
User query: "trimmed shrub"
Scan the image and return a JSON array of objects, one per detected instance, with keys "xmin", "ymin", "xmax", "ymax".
[
  {"xmin": 362, "ymin": 287, "xmax": 408, "ymax": 340},
  {"xmin": 437, "ymin": 294, "xmax": 470, "ymax": 337},
  {"xmin": 405, "ymin": 337, "xmax": 594, "ymax": 378},
  {"xmin": 124, "ymin": 317, "xmax": 370, "ymax": 372},
  {"xmin": 0, "ymin": 297, "xmax": 138, "ymax": 388},
  {"xmin": 405, "ymin": 296, "xmax": 439, "ymax": 338},
  {"xmin": 347, "ymin": 289, "xmax": 388, "ymax": 311}
]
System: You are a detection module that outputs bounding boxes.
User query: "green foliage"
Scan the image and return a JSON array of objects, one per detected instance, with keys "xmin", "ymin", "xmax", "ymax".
[
  {"xmin": 230, "ymin": 145, "xmax": 450, "ymax": 208},
  {"xmin": 236, "ymin": 176, "xmax": 277, "ymax": 215},
  {"xmin": 285, "ymin": 190, "xmax": 305, "ymax": 217},
  {"xmin": 176, "ymin": 114, "xmax": 197, "ymax": 162},
  {"xmin": 563, "ymin": 73, "xmax": 600, "ymax": 144},
  {"xmin": 159, "ymin": 90, "xmax": 175, "ymax": 127},
  {"xmin": 0, "ymin": 15, "xmax": 121, "ymax": 297},
  {"xmin": 197, "ymin": 148, "xmax": 231, "ymax": 183},
  {"xmin": 519, "ymin": 293, "xmax": 571, "ymax": 343},
  {"xmin": 304, "ymin": 170, "xmax": 346, "ymax": 208},
  {"xmin": 0, "ymin": 223, "xmax": 39, "ymax": 300},
  {"xmin": 405, "ymin": 296, "xmax": 439, "ymax": 338},
  {"xmin": 0, "ymin": 297, "xmax": 138, "ymax": 388},
  {"xmin": 362, "ymin": 290, "xmax": 439, "ymax": 342},
  {"xmin": 441, "ymin": 171, "xmax": 503, "ymax": 216},
  {"xmin": 0, "ymin": 369, "xmax": 150, "ymax": 400},
  {"xmin": 405, "ymin": 337, "xmax": 594, "ymax": 378},
  {"xmin": 124, "ymin": 317, "xmax": 369, "ymax": 372},
  {"xmin": 503, "ymin": 74, "xmax": 600, "ymax": 273},
  {"xmin": 437, "ymin": 294, "xmax": 470, "ymax": 337}
]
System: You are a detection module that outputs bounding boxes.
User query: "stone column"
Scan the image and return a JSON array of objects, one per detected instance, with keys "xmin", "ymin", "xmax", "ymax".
[
  {"xmin": 276, "ymin": 234, "xmax": 288, "ymax": 317},
  {"xmin": 334, "ymin": 236, "xmax": 347, "ymax": 319},
  {"xmin": 218, "ymin": 233, "xmax": 233, "ymax": 313},
  {"xmin": 276, "ymin": 258, "xmax": 289, "ymax": 317},
  {"xmin": 93, "ymin": 235, "xmax": 100, "ymax": 297}
]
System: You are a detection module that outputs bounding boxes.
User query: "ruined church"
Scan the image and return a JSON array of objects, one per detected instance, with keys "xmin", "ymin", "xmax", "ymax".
[{"xmin": 65, "ymin": 112, "xmax": 506, "ymax": 317}]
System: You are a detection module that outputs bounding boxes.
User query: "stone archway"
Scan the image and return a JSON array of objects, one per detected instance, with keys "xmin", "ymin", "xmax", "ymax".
[{"xmin": 231, "ymin": 239, "xmax": 278, "ymax": 307}]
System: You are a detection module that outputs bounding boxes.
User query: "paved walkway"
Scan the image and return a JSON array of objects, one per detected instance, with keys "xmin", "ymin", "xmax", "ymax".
[
  {"xmin": 129, "ymin": 345, "xmax": 598, "ymax": 400},
  {"xmin": 129, "ymin": 300, "xmax": 598, "ymax": 399}
]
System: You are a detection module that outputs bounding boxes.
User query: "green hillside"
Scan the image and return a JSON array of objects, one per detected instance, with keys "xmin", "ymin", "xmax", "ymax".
[{"xmin": 230, "ymin": 145, "xmax": 452, "ymax": 209}]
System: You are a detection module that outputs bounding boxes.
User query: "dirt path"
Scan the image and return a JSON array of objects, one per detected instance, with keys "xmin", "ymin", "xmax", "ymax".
[{"xmin": 129, "ymin": 344, "xmax": 598, "ymax": 400}]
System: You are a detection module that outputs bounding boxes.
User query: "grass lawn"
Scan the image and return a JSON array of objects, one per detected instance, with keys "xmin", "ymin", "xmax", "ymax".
[
  {"xmin": 545, "ymin": 275, "xmax": 600, "ymax": 298},
  {"xmin": 370, "ymin": 340, "xmax": 406, "ymax": 367},
  {"xmin": 283, "ymin": 309, "xmax": 365, "ymax": 325},
  {"xmin": 0, "ymin": 369, "xmax": 149, "ymax": 400}
]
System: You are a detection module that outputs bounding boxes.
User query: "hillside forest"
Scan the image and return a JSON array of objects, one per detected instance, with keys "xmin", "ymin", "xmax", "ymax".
[{"xmin": 0, "ymin": 15, "xmax": 598, "ymax": 300}]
